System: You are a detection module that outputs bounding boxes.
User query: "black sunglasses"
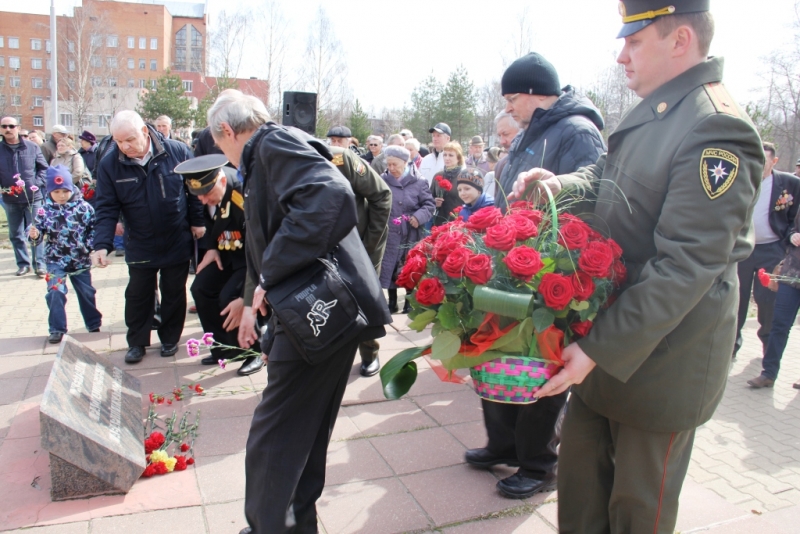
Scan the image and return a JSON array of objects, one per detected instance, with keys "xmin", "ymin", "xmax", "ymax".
[{"xmin": 1, "ymin": 124, "xmax": 18, "ymax": 129}]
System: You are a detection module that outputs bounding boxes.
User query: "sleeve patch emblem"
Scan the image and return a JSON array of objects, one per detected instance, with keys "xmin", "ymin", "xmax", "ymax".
[
  {"xmin": 700, "ymin": 148, "xmax": 739, "ymax": 200},
  {"xmin": 356, "ymin": 162, "xmax": 367, "ymax": 176}
]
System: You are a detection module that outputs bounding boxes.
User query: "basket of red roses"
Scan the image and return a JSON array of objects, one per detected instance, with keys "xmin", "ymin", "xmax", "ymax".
[{"xmin": 379, "ymin": 199, "xmax": 625, "ymax": 403}]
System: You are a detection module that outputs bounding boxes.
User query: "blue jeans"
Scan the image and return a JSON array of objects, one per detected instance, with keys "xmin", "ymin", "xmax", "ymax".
[
  {"xmin": 6, "ymin": 201, "xmax": 45, "ymax": 270},
  {"xmin": 45, "ymin": 264, "xmax": 103, "ymax": 334},
  {"xmin": 762, "ymin": 283, "xmax": 800, "ymax": 380}
]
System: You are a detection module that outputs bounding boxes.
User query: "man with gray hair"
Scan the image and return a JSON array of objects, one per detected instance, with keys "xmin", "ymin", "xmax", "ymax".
[
  {"xmin": 490, "ymin": 112, "xmax": 521, "ymax": 199},
  {"xmin": 93, "ymin": 110, "xmax": 204, "ymax": 364},
  {"xmin": 366, "ymin": 134, "xmax": 387, "ymax": 175},
  {"xmin": 154, "ymin": 115, "xmax": 173, "ymax": 139},
  {"xmin": 207, "ymin": 89, "xmax": 391, "ymax": 534}
]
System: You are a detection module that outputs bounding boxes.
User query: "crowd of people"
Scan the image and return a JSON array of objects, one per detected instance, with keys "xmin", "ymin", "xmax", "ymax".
[{"xmin": 0, "ymin": 1, "xmax": 791, "ymax": 532}]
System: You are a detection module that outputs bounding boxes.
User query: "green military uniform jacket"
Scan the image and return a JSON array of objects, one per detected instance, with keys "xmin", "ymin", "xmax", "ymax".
[
  {"xmin": 559, "ymin": 57, "xmax": 765, "ymax": 432},
  {"xmin": 329, "ymin": 146, "xmax": 392, "ymax": 273}
]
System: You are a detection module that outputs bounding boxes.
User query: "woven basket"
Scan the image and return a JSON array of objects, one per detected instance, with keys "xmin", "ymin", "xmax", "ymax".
[{"xmin": 470, "ymin": 356, "xmax": 561, "ymax": 404}]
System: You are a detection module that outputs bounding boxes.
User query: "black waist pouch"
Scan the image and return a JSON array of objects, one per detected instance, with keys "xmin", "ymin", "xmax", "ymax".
[{"xmin": 266, "ymin": 258, "xmax": 367, "ymax": 364}]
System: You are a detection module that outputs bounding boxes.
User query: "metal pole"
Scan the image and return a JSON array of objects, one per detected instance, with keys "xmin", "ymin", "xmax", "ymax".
[{"xmin": 50, "ymin": 0, "xmax": 58, "ymax": 128}]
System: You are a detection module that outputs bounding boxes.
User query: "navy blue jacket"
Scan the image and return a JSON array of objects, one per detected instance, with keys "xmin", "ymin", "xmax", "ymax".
[
  {"xmin": 0, "ymin": 138, "xmax": 48, "ymax": 204},
  {"xmin": 94, "ymin": 126, "xmax": 203, "ymax": 268}
]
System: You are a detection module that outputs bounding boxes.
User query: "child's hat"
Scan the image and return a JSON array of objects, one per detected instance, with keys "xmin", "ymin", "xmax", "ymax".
[
  {"xmin": 46, "ymin": 165, "xmax": 73, "ymax": 194},
  {"xmin": 457, "ymin": 166, "xmax": 485, "ymax": 193}
]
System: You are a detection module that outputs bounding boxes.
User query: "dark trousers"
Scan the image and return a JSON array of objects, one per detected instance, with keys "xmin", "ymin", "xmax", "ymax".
[
  {"xmin": 762, "ymin": 282, "xmax": 800, "ymax": 380},
  {"xmin": 190, "ymin": 264, "xmax": 249, "ymax": 357},
  {"xmin": 45, "ymin": 264, "xmax": 102, "ymax": 334},
  {"xmin": 558, "ymin": 394, "xmax": 695, "ymax": 534},
  {"xmin": 6, "ymin": 201, "xmax": 45, "ymax": 270},
  {"xmin": 481, "ymin": 390, "xmax": 567, "ymax": 480},
  {"xmin": 125, "ymin": 262, "xmax": 189, "ymax": 347},
  {"xmin": 244, "ymin": 337, "xmax": 359, "ymax": 533},
  {"xmin": 735, "ymin": 241, "xmax": 786, "ymax": 354}
]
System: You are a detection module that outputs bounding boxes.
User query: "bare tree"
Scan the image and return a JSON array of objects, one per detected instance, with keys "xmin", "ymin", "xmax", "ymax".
[
  {"xmin": 502, "ymin": 6, "xmax": 535, "ymax": 67},
  {"xmin": 206, "ymin": 9, "xmax": 249, "ymax": 78},
  {"xmin": 302, "ymin": 6, "xmax": 349, "ymax": 124},
  {"xmin": 0, "ymin": 63, "xmax": 31, "ymax": 125},
  {"xmin": 475, "ymin": 79, "xmax": 505, "ymax": 144},
  {"xmin": 583, "ymin": 58, "xmax": 639, "ymax": 141},
  {"xmin": 256, "ymin": 0, "xmax": 291, "ymax": 118}
]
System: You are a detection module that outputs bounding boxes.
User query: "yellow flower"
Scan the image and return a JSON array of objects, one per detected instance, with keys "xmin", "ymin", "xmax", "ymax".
[
  {"xmin": 150, "ymin": 450, "xmax": 169, "ymax": 463},
  {"xmin": 164, "ymin": 457, "xmax": 177, "ymax": 472}
]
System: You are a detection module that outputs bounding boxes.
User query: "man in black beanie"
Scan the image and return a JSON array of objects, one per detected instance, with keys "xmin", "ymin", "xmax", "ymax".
[
  {"xmin": 494, "ymin": 52, "xmax": 606, "ymax": 209},
  {"xmin": 464, "ymin": 52, "xmax": 606, "ymax": 500}
]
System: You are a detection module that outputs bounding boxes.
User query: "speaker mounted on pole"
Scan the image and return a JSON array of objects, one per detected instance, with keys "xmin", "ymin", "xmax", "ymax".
[{"xmin": 283, "ymin": 91, "xmax": 317, "ymax": 135}]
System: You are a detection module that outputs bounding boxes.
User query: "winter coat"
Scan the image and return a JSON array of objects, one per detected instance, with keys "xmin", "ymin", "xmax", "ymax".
[
  {"xmin": 41, "ymin": 138, "xmax": 57, "ymax": 164},
  {"xmin": 465, "ymin": 154, "xmax": 491, "ymax": 174},
  {"xmin": 371, "ymin": 152, "xmax": 387, "ymax": 175},
  {"xmin": 378, "ymin": 166, "xmax": 435, "ymax": 288},
  {"xmin": 497, "ymin": 86, "xmax": 606, "ymax": 210},
  {"xmin": 0, "ymin": 138, "xmax": 48, "ymax": 205},
  {"xmin": 94, "ymin": 125, "xmax": 204, "ymax": 268},
  {"xmin": 431, "ymin": 165, "xmax": 464, "ymax": 227},
  {"xmin": 79, "ymin": 145, "xmax": 97, "ymax": 175},
  {"xmin": 33, "ymin": 191, "xmax": 94, "ymax": 272},
  {"xmin": 458, "ymin": 193, "xmax": 495, "ymax": 222},
  {"xmin": 51, "ymin": 149, "xmax": 87, "ymax": 184},
  {"xmin": 238, "ymin": 122, "xmax": 392, "ymax": 360}
]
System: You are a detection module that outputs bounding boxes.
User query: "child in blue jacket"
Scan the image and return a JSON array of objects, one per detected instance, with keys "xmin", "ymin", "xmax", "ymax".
[
  {"xmin": 456, "ymin": 167, "xmax": 494, "ymax": 222},
  {"xmin": 29, "ymin": 165, "xmax": 102, "ymax": 343}
]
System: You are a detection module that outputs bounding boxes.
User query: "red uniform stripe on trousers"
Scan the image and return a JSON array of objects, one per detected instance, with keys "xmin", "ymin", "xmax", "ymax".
[{"xmin": 653, "ymin": 432, "xmax": 676, "ymax": 534}]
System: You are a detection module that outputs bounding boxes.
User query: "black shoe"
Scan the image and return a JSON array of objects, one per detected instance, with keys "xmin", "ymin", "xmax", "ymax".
[
  {"xmin": 237, "ymin": 356, "xmax": 265, "ymax": 376},
  {"xmin": 115, "ymin": 249, "xmax": 125, "ymax": 257},
  {"xmin": 48, "ymin": 332, "xmax": 64, "ymax": 344},
  {"xmin": 388, "ymin": 300, "xmax": 398, "ymax": 314},
  {"xmin": 36, "ymin": 269, "xmax": 47, "ymax": 278},
  {"xmin": 465, "ymin": 448, "xmax": 519, "ymax": 469},
  {"xmin": 15, "ymin": 266, "xmax": 30, "ymax": 276},
  {"xmin": 402, "ymin": 301, "xmax": 411, "ymax": 314},
  {"xmin": 125, "ymin": 346, "xmax": 146, "ymax": 364},
  {"xmin": 496, "ymin": 474, "xmax": 557, "ymax": 499},
  {"xmin": 160, "ymin": 343, "xmax": 178, "ymax": 357},
  {"xmin": 201, "ymin": 355, "xmax": 219, "ymax": 365},
  {"xmin": 89, "ymin": 328, "xmax": 101, "ymax": 333},
  {"xmin": 360, "ymin": 356, "xmax": 380, "ymax": 377},
  {"xmin": 239, "ymin": 528, "xmax": 252, "ymax": 534}
]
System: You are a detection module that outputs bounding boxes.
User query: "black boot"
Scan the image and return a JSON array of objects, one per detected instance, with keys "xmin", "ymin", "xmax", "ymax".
[
  {"xmin": 402, "ymin": 298, "xmax": 411, "ymax": 314},
  {"xmin": 359, "ymin": 339, "xmax": 381, "ymax": 377},
  {"xmin": 387, "ymin": 288, "xmax": 398, "ymax": 314}
]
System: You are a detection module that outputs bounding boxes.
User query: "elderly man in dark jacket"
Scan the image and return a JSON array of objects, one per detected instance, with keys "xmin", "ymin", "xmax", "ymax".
[
  {"xmin": 207, "ymin": 89, "xmax": 392, "ymax": 534},
  {"xmin": 93, "ymin": 110, "xmax": 204, "ymax": 364},
  {"xmin": 1, "ymin": 116, "xmax": 48, "ymax": 276},
  {"xmin": 466, "ymin": 53, "xmax": 607, "ymax": 501}
]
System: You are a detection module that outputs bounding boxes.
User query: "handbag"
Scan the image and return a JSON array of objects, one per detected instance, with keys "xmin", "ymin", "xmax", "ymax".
[
  {"xmin": 769, "ymin": 261, "xmax": 783, "ymax": 292},
  {"xmin": 266, "ymin": 256, "xmax": 367, "ymax": 364}
]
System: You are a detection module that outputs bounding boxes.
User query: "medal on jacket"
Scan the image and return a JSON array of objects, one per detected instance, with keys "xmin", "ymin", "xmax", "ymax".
[
  {"xmin": 220, "ymin": 201, "xmax": 231, "ymax": 219},
  {"xmin": 217, "ymin": 230, "xmax": 242, "ymax": 250}
]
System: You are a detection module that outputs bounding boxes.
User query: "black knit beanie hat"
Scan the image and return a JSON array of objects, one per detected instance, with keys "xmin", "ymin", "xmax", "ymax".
[{"xmin": 501, "ymin": 52, "xmax": 561, "ymax": 96}]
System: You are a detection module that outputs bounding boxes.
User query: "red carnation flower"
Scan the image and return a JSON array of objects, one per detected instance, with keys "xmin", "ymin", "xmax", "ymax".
[
  {"xmin": 539, "ymin": 273, "xmax": 575, "ymax": 310},
  {"xmin": 180, "ymin": 443, "xmax": 190, "ymax": 452},
  {"xmin": 571, "ymin": 271, "xmax": 595, "ymax": 301},
  {"xmin": 464, "ymin": 254, "xmax": 493, "ymax": 285},
  {"xmin": 186, "ymin": 457, "xmax": 195, "ymax": 465},
  {"xmin": 571, "ymin": 320, "xmax": 594, "ymax": 338},
  {"xmin": 505, "ymin": 213, "xmax": 539, "ymax": 241},
  {"xmin": 152, "ymin": 462, "xmax": 168, "ymax": 475},
  {"xmin": 194, "ymin": 385, "xmax": 204, "ymax": 394},
  {"xmin": 465, "ymin": 207, "xmax": 503, "ymax": 232},
  {"xmin": 758, "ymin": 268, "xmax": 772, "ymax": 287},
  {"xmin": 174, "ymin": 455, "xmax": 188, "ymax": 471},
  {"xmin": 149, "ymin": 431, "xmax": 166, "ymax": 448},
  {"xmin": 142, "ymin": 464, "xmax": 156, "ymax": 477},
  {"xmin": 503, "ymin": 246, "xmax": 544, "ymax": 282},
  {"xmin": 484, "ymin": 222, "xmax": 517, "ymax": 251},
  {"xmin": 144, "ymin": 438, "xmax": 156, "ymax": 454},
  {"xmin": 578, "ymin": 241, "xmax": 615, "ymax": 278},
  {"xmin": 558, "ymin": 221, "xmax": 590, "ymax": 250},
  {"xmin": 441, "ymin": 247, "xmax": 472, "ymax": 278},
  {"xmin": 415, "ymin": 277, "xmax": 446, "ymax": 306}
]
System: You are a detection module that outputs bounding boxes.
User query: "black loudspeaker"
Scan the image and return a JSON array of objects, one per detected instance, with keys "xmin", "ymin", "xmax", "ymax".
[{"xmin": 283, "ymin": 91, "xmax": 317, "ymax": 134}]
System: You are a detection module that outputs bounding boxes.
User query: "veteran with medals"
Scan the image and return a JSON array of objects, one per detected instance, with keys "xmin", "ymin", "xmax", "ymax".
[
  {"xmin": 176, "ymin": 154, "xmax": 263, "ymax": 376},
  {"xmin": 512, "ymin": 1, "xmax": 764, "ymax": 532}
]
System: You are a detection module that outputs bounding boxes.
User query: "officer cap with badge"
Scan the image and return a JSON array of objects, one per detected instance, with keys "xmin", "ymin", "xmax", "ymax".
[
  {"xmin": 617, "ymin": 0, "xmax": 710, "ymax": 38},
  {"xmin": 174, "ymin": 154, "xmax": 229, "ymax": 195}
]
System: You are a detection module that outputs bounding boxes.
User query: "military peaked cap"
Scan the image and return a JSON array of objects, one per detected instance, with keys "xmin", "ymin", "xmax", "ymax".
[
  {"xmin": 617, "ymin": 0, "xmax": 710, "ymax": 38},
  {"xmin": 174, "ymin": 154, "xmax": 229, "ymax": 195}
]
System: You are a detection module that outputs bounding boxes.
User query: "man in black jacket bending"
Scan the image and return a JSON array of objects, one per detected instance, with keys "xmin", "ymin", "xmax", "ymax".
[{"xmin": 207, "ymin": 89, "xmax": 392, "ymax": 534}]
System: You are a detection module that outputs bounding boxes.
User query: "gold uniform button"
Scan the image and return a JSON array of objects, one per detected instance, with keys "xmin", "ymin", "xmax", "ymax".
[{"xmin": 657, "ymin": 102, "xmax": 668, "ymax": 113}]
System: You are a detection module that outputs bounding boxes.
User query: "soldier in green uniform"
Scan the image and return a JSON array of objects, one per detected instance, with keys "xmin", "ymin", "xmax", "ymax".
[
  {"xmin": 511, "ymin": 1, "xmax": 764, "ymax": 532},
  {"xmin": 176, "ymin": 154, "xmax": 263, "ymax": 376}
]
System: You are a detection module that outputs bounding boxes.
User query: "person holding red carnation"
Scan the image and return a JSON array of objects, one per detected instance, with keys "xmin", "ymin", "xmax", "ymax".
[
  {"xmin": 431, "ymin": 142, "xmax": 466, "ymax": 227},
  {"xmin": 455, "ymin": 167, "xmax": 494, "ymax": 222}
]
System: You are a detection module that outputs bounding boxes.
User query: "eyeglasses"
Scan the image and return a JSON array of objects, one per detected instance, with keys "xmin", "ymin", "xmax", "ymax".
[
  {"xmin": 20, "ymin": 134, "xmax": 28, "ymax": 138},
  {"xmin": 504, "ymin": 93, "xmax": 521, "ymax": 105},
  {"xmin": 1, "ymin": 124, "xmax": 18, "ymax": 129},
  {"xmin": 368, "ymin": 143, "xmax": 379, "ymax": 147}
]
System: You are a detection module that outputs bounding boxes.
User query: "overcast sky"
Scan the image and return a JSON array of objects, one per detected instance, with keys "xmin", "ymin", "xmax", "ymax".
[{"xmin": 16, "ymin": 0, "xmax": 800, "ymax": 115}]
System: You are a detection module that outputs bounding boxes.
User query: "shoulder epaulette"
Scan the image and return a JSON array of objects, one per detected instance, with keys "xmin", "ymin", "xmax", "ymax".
[
  {"xmin": 231, "ymin": 190, "xmax": 244, "ymax": 210},
  {"xmin": 704, "ymin": 82, "xmax": 741, "ymax": 118},
  {"xmin": 331, "ymin": 153, "xmax": 345, "ymax": 166}
]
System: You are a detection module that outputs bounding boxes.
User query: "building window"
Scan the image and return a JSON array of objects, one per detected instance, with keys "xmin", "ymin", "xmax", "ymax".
[
  {"xmin": 31, "ymin": 77, "xmax": 43, "ymax": 88},
  {"xmin": 46, "ymin": 40, "xmax": 51, "ymax": 53},
  {"xmin": 90, "ymin": 34, "xmax": 102, "ymax": 48},
  {"xmin": 151, "ymin": 79, "xmax": 156, "ymax": 89},
  {"xmin": 139, "ymin": 58, "xmax": 145, "ymax": 70},
  {"xmin": 9, "ymin": 37, "xmax": 19, "ymax": 49},
  {"xmin": 9, "ymin": 56, "xmax": 20, "ymax": 69},
  {"xmin": 34, "ymin": 96, "xmax": 43, "ymax": 107},
  {"xmin": 12, "ymin": 95, "xmax": 21, "ymax": 106},
  {"xmin": 108, "ymin": 77, "xmax": 117, "ymax": 87},
  {"xmin": 107, "ymin": 35, "xmax": 118, "ymax": 47},
  {"xmin": 60, "ymin": 113, "xmax": 73, "ymax": 127},
  {"xmin": 82, "ymin": 114, "xmax": 93, "ymax": 127},
  {"xmin": 68, "ymin": 60, "xmax": 76, "ymax": 72},
  {"xmin": 0, "ymin": 37, "xmax": 4, "ymax": 47},
  {"xmin": 68, "ymin": 41, "xmax": 74, "ymax": 53},
  {"xmin": 139, "ymin": 37, "xmax": 146, "ymax": 49},
  {"xmin": 31, "ymin": 39, "xmax": 42, "ymax": 51},
  {"xmin": 150, "ymin": 38, "xmax": 157, "ymax": 50},
  {"xmin": 0, "ymin": 76, "xmax": 4, "ymax": 87},
  {"xmin": 150, "ymin": 59, "xmax": 157, "ymax": 71},
  {"xmin": 90, "ymin": 56, "xmax": 102, "ymax": 68},
  {"xmin": 190, "ymin": 48, "xmax": 202, "ymax": 72},
  {"xmin": 127, "ymin": 79, "xmax": 134, "ymax": 87},
  {"xmin": 0, "ymin": 56, "xmax": 4, "ymax": 67},
  {"xmin": 139, "ymin": 79, "xmax": 145, "ymax": 88},
  {"xmin": 174, "ymin": 47, "xmax": 185, "ymax": 71},
  {"xmin": 99, "ymin": 115, "xmax": 110, "ymax": 128},
  {"xmin": 176, "ymin": 27, "xmax": 186, "ymax": 47},
  {"xmin": 182, "ymin": 80, "xmax": 192, "ymax": 92},
  {"xmin": 10, "ymin": 76, "xmax": 20, "ymax": 87},
  {"xmin": 127, "ymin": 58, "xmax": 134, "ymax": 69},
  {"xmin": 68, "ymin": 78, "xmax": 75, "ymax": 89},
  {"xmin": 92, "ymin": 77, "xmax": 102, "ymax": 86},
  {"xmin": 127, "ymin": 36, "xmax": 134, "ymax": 48},
  {"xmin": 107, "ymin": 57, "xmax": 117, "ymax": 68},
  {"xmin": 33, "ymin": 116, "xmax": 43, "ymax": 127},
  {"xmin": 191, "ymin": 27, "xmax": 202, "ymax": 47},
  {"xmin": 31, "ymin": 58, "xmax": 42, "ymax": 69}
]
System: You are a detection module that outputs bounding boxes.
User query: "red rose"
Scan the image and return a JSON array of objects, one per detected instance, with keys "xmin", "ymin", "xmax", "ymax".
[
  {"xmin": 431, "ymin": 219, "xmax": 464, "ymax": 239},
  {"xmin": 539, "ymin": 273, "xmax": 575, "ymax": 310},
  {"xmin": 415, "ymin": 277, "xmax": 446, "ymax": 306},
  {"xmin": 441, "ymin": 247, "xmax": 472, "ymax": 278},
  {"xmin": 506, "ymin": 213, "xmax": 539, "ymax": 241},
  {"xmin": 433, "ymin": 232, "xmax": 469, "ymax": 263},
  {"xmin": 465, "ymin": 207, "xmax": 503, "ymax": 232},
  {"xmin": 558, "ymin": 213, "xmax": 581, "ymax": 224},
  {"xmin": 512, "ymin": 208, "xmax": 544, "ymax": 226},
  {"xmin": 607, "ymin": 238, "xmax": 623, "ymax": 259},
  {"xmin": 464, "ymin": 254, "xmax": 493, "ymax": 284},
  {"xmin": 578, "ymin": 241, "xmax": 614, "ymax": 278},
  {"xmin": 558, "ymin": 221, "xmax": 590, "ymax": 250},
  {"xmin": 571, "ymin": 320, "xmax": 593, "ymax": 338},
  {"xmin": 503, "ymin": 246, "xmax": 544, "ymax": 281},
  {"xmin": 612, "ymin": 260, "xmax": 627, "ymax": 286},
  {"xmin": 397, "ymin": 254, "xmax": 427, "ymax": 290},
  {"xmin": 571, "ymin": 271, "xmax": 595, "ymax": 301},
  {"xmin": 508, "ymin": 200, "xmax": 535, "ymax": 211},
  {"xmin": 484, "ymin": 222, "xmax": 517, "ymax": 251},
  {"xmin": 587, "ymin": 228, "xmax": 604, "ymax": 241}
]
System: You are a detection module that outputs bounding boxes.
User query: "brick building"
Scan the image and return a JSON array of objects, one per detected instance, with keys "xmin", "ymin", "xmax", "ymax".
[{"xmin": 0, "ymin": 0, "xmax": 267, "ymax": 137}]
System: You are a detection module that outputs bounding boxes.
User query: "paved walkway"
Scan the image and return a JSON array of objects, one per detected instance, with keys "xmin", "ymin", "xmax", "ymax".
[{"xmin": 0, "ymin": 247, "xmax": 799, "ymax": 533}]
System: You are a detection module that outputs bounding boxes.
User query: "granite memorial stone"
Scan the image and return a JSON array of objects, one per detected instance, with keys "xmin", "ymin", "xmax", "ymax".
[{"xmin": 40, "ymin": 336, "xmax": 145, "ymax": 501}]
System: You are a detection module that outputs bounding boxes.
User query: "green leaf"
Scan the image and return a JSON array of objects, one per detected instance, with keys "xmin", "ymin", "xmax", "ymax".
[
  {"xmin": 408, "ymin": 309, "xmax": 437, "ymax": 331},
  {"xmin": 489, "ymin": 318, "xmax": 533, "ymax": 353},
  {"xmin": 431, "ymin": 331, "xmax": 462, "ymax": 360},
  {"xmin": 532, "ymin": 308, "xmax": 555, "ymax": 333},
  {"xmin": 442, "ymin": 350, "xmax": 508, "ymax": 371},
  {"xmin": 465, "ymin": 310, "xmax": 486, "ymax": 329},
  {"xmin": 570, "ymin": 300, "xmax": 590, "ymax": 311},
  {"xmin": 437, "ymin": 302, "xmax": 461, "ymax": 330},
  {"xmin": 380, "ymin": 346, "xmax": 427, "ymax": 399},
  {"xmin": 556, "ymin": 257, "xmax": 577, "ymax": 272}
]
